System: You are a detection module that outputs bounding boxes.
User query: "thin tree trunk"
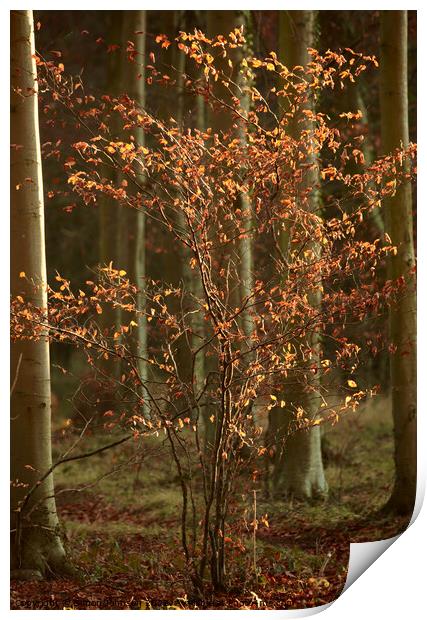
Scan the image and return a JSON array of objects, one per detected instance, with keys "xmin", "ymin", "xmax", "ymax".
[
  {"xmin": 98, "ymin": 12, "xmax": 124, "ymax": 378},
  {"xmin": 340, "ymin": 82, "xmax": 388, "ymax": 387},
  {"xmin": 269, "ymin": 10, "xmax": 327, "ymax": 500},
  {"xmin": 153, "ymin": 11, "xmax": 181, "ymax": 289},
  {"xmin": 171, "ymin": 12, "xmax": 207, "ymax": 416},
  {"xmin": 121, "ymin": 11, "xmax": 149, "ymax": 415},
  {"xmin": 192, "ymin": 75, "xmax": 207, "ymax": 409},
  {"xmin": 380, "ymin": 10, "xmax": 416, "ymax": 515},
  {"xmin": 342, "ymin": 82, "xmax": 385, "ymax": 235},
  {"xmin": 237, "ymin": 13, "xmax": 255, "ymax": 343},
  {"xmin": 205, "ymin": 10, "xmax": 254, "ymax": 439},
  {"xmin": 10, "ymin": 9, "xmax": 70, "ymax": 578},
  {"xmin": 204, "ymin": 10, "xmax": 234, "ymax": 447}
]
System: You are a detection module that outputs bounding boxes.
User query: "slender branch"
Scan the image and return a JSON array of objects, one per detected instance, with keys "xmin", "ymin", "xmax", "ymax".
[
  {"xmin": 10, "ymin": 353, "xmax": 23, "ymax": 398},
  {"xmin": 18, "ymin": 434, "xmax": 133, "ymax": 519}
]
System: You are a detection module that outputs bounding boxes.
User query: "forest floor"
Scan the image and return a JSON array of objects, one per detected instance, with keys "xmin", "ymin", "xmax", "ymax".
[{"xmin": 11, "ymin": 395, "xmax": 410, "ymax": 610}]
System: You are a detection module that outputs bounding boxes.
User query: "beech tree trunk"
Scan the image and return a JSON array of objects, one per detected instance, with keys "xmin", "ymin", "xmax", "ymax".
[
  {"xmin": 154, "ymin": 11, "xmax": 181, "ymax": 289},
  {"xmin": 172, "ymin": 12, "xmax": 207, "ymax": 411},
  {"xmin": 207, "ymin": 10, "xmax": 253, "ymax": 325},
  {"xmin": 237, "ymin": 13, "xmax": 255, "ymax": 343},
  {"xmin": 380, "ymin": 10, "xmax": 416, "ymax": 516},
  {"xmin": 98, "ymin": 12, "xmax": 124, "ymax": 378},
  {"xmin": 120, "ymin": 11, "xmax": 149, "ymax": 414},
  {"xmin": 192, "ymin": 63, "xmax": 207, "ymax": 409},
  {"xmin": 206, "ymin": 10, "xmax": 254, "ymax": 440},
  {"xmin": 11, "ymin": 10, "xmax": 69, "ymax": 578},
  {"xmin": 269, "ymin": 10, "xmax": 327, "ymax": 500}
]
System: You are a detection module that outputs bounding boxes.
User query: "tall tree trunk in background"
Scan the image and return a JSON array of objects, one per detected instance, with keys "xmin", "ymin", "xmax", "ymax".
[
  {"xmin": 344, "ymin": 84, "xmax": 385, "ymax": 235},
  {"xmin": 11, "ymin": 10, "xmax": 69, "ymax": 578},
  {"xmin": 380, "ymin": 10, "xmax": 416, "ymax": 516},
  {"xmin": 193, "ymin": 11, "xmax": 208, "ymax": 401},
  {"xmin": 99, "ymin": 12, "xmax": 124, "ymax": 377},
  {"xmin": 206, "ymin": 10, "xmax": 254, "ymax": 440},
  {"xmin": 150, "ymin": 11, "xmax": 200, "ymax": 416},
  {"xmin": 338, "ymin": 16, "xmax": 385, "ymax": 237},
  {"xmin": 192, "ymin": 89, "xmax": 208, "ymax": 412},
  {"xmin": 237, "ymin": 14, "xmax": 255, "ymax": 343},
  {"xmin": 207, "ymin": 11, "xmax": 239, "ymax": 133},
  {"xmin": 153, "ymin": 11, "xmax": 181, "ymax": 290},
  {"xmin": 113, "ymin": 12, "xmax": 130, "ymax": 283},
  {"xmin": 341, "ymin": 82, "xmax": 388, "ymax": 388},
  {"xmin": 121, "ymin": 11, "xmax": 149, "ymax": 415},
  {"xmin": 269, "ymin": 10, "xmax": 327, "ymax": 500},
  {"xmin": 207, "ymin": 11, "xmax": 254, "ymax": 325},
  {"xmin": 172, "ymin": 11, "xmax": 207, "ymax": 414}
]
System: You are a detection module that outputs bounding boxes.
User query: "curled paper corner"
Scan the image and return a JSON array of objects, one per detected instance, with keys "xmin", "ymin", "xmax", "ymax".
[
  {"xmin": 342, "ymin": 481, "xmax": 425, "ymax": 595},
  {"xmin": 343, "ymin": 535, "xmax": 399, "ymax": 592}
]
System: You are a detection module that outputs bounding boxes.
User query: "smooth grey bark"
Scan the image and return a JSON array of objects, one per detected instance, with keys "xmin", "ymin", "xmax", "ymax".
[
  {"xmin": 11, "ymin": 10, "xmax": 69, "ymax": 577},
  {"xmin": 120, "ymin": 11, "xmax": 149, "ymax": 415},
  {"xmin": 98, "ymin": 12, "xmax": 124, "ymax": 377},
  {"xmin": 380, "ymin": 10, "xmax": 416, "ymax": 515},
  {"xmin": 153, "ymin": 11, "xmax": 180, "ymax": 289},
  {"xmin": 205, "ymin": 11, "xmax": 254, "ymax": 441},
  {"xmin": 206, "ymin": 10, "xmax": 254, "ymax": 321},
  {"xmin": 269, "ymin": 10, "xmax": 327, "ymax": 500},
  {"xmin": 236, "ymin": 12, "xmax": 254, "ymax": 342},
  {"xmin": 192, "ymin": 75, "xmax": 207, "ymax": 407},
  {"xmin": 172, "ymin": 13, "xmax": 207, "ymax": 409}
]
